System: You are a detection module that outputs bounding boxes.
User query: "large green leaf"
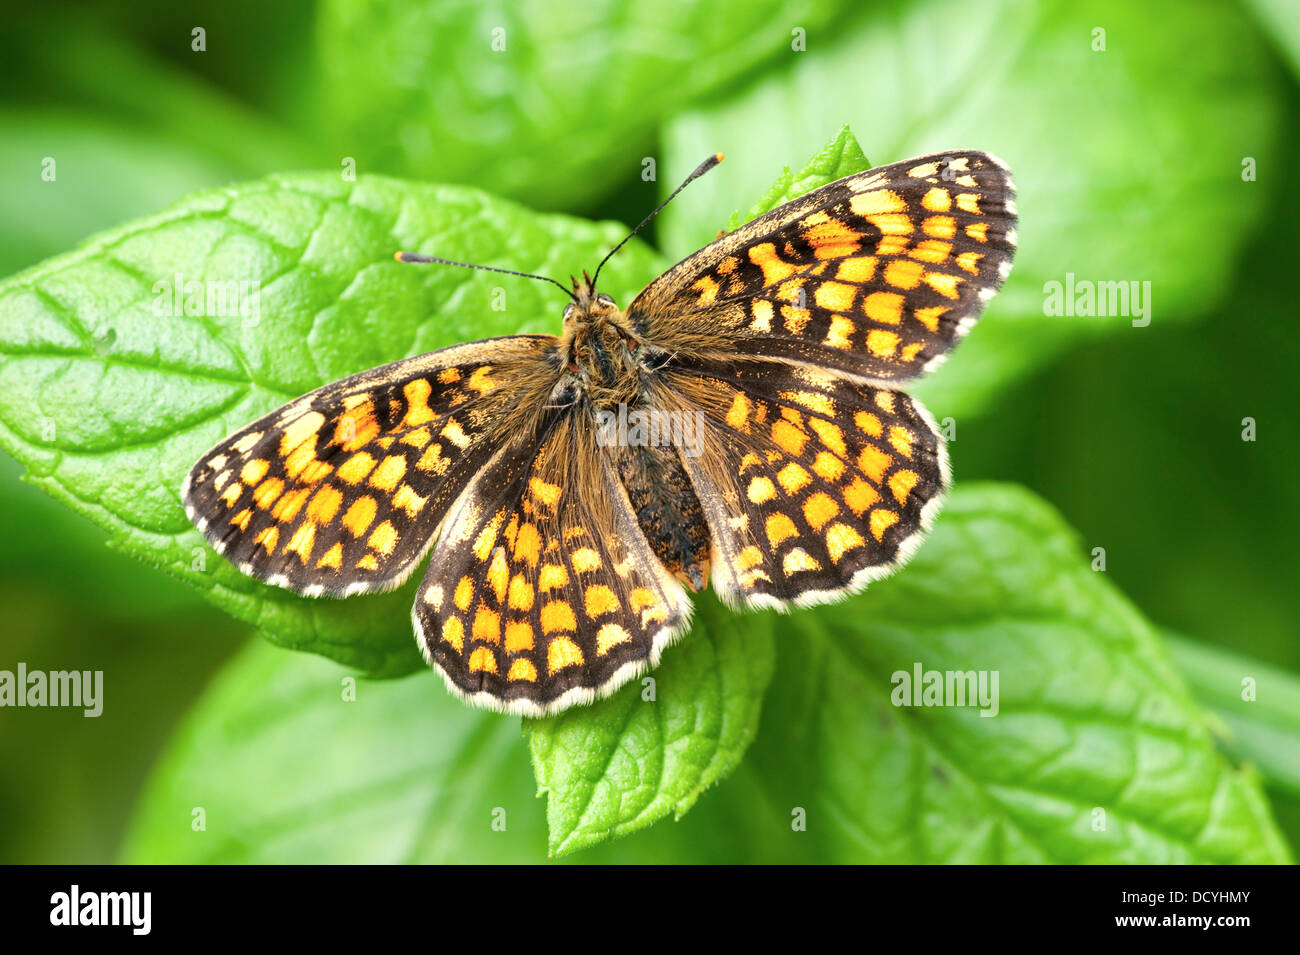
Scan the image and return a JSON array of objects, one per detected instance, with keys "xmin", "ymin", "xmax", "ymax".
[
  {"xmin": 661, "ymin": 0, "xmax": 1282, "ymax": 420},
  {"xmin": 0, "ymin": 172, "xmax": 662, "ymax": 676},
  {"xmin": 313, "ymin": 0, "xmax": 859, "ymax": 209},
  {"xmin": 122, "ymin": 484, "xmax": 1290, "ymax": 862},
  {"xmin": 744, "ymin": 485, "xmax": 1290, "ymax": 863}
]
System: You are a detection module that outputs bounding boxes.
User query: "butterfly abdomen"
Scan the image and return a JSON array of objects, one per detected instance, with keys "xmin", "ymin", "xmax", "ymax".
[{"xmin": 615, "ymin": 443, "xmax": 711, "ymax": 591}]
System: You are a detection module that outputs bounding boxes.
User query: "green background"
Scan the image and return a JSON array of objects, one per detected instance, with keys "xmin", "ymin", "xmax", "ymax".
[{"xmin": 1, "ymin": 0, "xmax": 1297, "ymax": 863}]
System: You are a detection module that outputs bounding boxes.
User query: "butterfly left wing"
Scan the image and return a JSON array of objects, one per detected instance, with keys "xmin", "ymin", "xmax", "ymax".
[
  {"xmin": 629, "ymin": 150, "xmax": 1016, "ymax": 383},
  {"xmin": 182, "ymin": 335, "xmax": 558, "ymax": 597},
  {"xmin": 414, "ymin": 410, "xmax": 693, "ymax": 715}
]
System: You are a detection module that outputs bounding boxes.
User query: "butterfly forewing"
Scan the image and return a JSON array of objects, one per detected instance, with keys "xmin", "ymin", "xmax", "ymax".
[
  {"xmin": 630, "ymin": 150, "xmax": 1016, "ymax": 382},
  {"xmin": 182, "ymin": 336, "xmax": 557, "ymax": 596}
]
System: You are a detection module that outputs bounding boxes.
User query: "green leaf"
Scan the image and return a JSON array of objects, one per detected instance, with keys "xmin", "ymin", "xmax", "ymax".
[
  {"xmin": 121, "ymin": 642, "xmax": 550, "ymax": 864},
  {"xmin": 661, "ymin": 0, "xmax": 1284, "ymax": 419},
  {"xmin": 122, "ymin": 482, "xmax": 1290, "ymax": 862},
  {"xmin": 739, "ymin": 484, "xmax": 1291, "ymax": 863},
  {"xmin": 527, "ymin": 591, "xmax": 776, "ymax": 857},
  {"xmin": 313, "ymin": 0, "xmax": 860, "ymax": 209},
  {"xmin": 0, "ymin": 172, "xmax": 663, "ymax": 676},
  {"xmin": 725, "ymin": 123, "xmax": 869, "ymax": 231},
  {"xmin": 122, "ymin": 629, "xmax": 787, "ymax": 864},
  {"xmin": 1165, "ymin": 632, "xmax": 1300, "ymax": 803}
]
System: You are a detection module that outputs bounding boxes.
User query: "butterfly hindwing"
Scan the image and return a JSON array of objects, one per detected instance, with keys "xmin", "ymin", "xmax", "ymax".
[
  {"xmin": 630, "ymin": 150, "xmax": 1016, "ymax": 382},
  {"xmin": 182, "ymin": 336, "xmax": 557, "ymax": 596},
  {"xmin": 414, "ymin": 411, "xmax": 693, "ymax": 715},
  {"xmin": 655, "ymin": 356, "xmax": 948, "ymax": 609}
]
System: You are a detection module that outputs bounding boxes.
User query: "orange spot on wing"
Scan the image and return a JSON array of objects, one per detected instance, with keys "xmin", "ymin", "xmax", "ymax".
[
  {"xmin": 507, "ymin": 658, "xmax": 537, "ymax": 681},
  {"xmin": 442, "ymin": 617, "xmax": 465, "ymax": 651},
  {"xmin": 468, "ymin": 647, "xmax": 498, "ymax": 674},
  {"xmin": 826, "ymin": 522, "xmax": 866, "ymax": 562},
  {"xmin": 866, "ymin": 328, "xmax": 901, "ymax": 358},
  {"xmin": 835, "ymin": 256, "xmax": 877, "ymax": 282},
  {"xmin": 884, "ymin": 258, "xmax": 924, "ymax": 290},
  {"xmin": 341, "ymin": 495, "xmax": 378, "ymax": 537},
  {"xmin": 850, "ymin": 190, "xmax": 906, "ymax": 216},
  {"xmin": 541, "ymin": 601, "xmax": 577, "ymax": 634},
  {"xmin": 869, "ymin": 508, "xmax": 899, "ymax": 541},
  {"xmin": 546, "ymin": 636, "xmax": 584, "ymax": 673},
  {"xmin": 337, "ymin": 452, "xmax": 377, "ymax": 485},
  {"xmin": 914, "ymin": 306, "xmax": 947, "ymax": 333},
  {"xmin": 843, "ymin": 478, "xmax": 880, "ymax": 514},
  {"xmin": 368, "ymin": 454, "xmax": 407, "ymax": 492},
  {"xmin": 924, "ymin": 271, "xmax": 961, "ymax": 299},
  {"xmin": 803, "ymin": 492, "xmax": 840, "ymax": 531},
  {"xmin": 305, "ymin": 485, "xmax": 343, "ymax": 525},
  {"xmin": 271, "ymin": 487, "xmax": 310, "ymax": 522},
  {"xmin": 857, "ymin": 445, "xmax": 892, "ymax": 483},
  {"xmin": 748, "ymin": 242, "xmax": 796, "ymax": 285},
  {"xmin": 922, "ymin": 216, "xmax": 956, "ymax": 239},
  {"xmin": 284, "ymin": 523, "xmax": 316, "ymax": 564},
  {"xmin": 401, "ymin": 379, "xmax": 436, "ymax": 427},
  {"xmin": 367, "ymin": 520, "xmax": 398, "ymax": 557},
  {"xmin": 317, "ymin": 542, "xmax": 343, "ymax": 570},
  {"xmin": 863, "ymin": 291, "xmax": 904, "ymax": 325},
  {"xmin": 472, "ymin": 607, "xmax": 501, "ymax": 645},
  {"xmin": 889, "ymin": 469, "xmax": 920, "ymax": 504},
  {"xmin": 921, "ymin": 187, "xmax": 951, "ymax": 212},
  {"xmin": 505, "ymin": 621, "xmax": 535, "ymax": 652},
  {"xmin": 596, "ymin": 624, "xmax": 633, "ymax": 655}
]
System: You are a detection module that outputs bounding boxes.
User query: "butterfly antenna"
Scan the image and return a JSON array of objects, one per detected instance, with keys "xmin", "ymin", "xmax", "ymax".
[
  {"xmin": 393, "ymin": 252, "xmax": 579, "ymax": 302},
  {"xmin": 590, "ymin": 152, "xmax": 724, "ymax": 290}
]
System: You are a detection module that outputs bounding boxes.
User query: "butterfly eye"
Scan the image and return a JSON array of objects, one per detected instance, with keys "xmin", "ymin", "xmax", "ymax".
[
  {"xmin": 562, "ymin": 303, "xmax": 577, "ymax": 321},
  {"xmin": 596, "ymin": 293, "xmax": 616, "ymax": 308}
]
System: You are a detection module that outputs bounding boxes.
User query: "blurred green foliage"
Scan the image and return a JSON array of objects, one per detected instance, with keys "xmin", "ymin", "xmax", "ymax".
[{"xmin": 1, "ymin": 0, "xmax": 1298, "ymax": 862}]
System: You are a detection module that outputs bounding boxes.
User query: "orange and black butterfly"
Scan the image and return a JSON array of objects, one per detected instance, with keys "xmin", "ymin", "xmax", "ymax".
[{"xmin": 182, "ymin": 150, "xmax": 1017, "ymax": 715}]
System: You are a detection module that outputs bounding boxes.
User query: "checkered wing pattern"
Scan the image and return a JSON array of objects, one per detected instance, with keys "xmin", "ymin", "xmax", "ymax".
[
  {"xmin": 182, "ymin": 336, "xmax": 557, "ymax": 596},
  {"xmin": 630, "ymin": 151, "xmax": 1016, "ymax": 382},
  {"xmin": 654, "ymin": 357, "xmax": 948, "ymax": 609},
  {"xmin": 413, "ymin": 413, "xmax": 692, "ymax": 715}
]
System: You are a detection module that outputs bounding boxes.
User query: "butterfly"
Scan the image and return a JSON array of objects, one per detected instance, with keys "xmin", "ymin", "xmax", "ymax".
[{"xmin": 182, "ymin": 150, "xmax": 1017, "ymax": 716}]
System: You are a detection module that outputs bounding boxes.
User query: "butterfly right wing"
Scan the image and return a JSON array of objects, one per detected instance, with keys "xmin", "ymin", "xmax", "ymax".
[{"xmin": 181, "ymin": 335, "xmax": 560, "ymax": 597}]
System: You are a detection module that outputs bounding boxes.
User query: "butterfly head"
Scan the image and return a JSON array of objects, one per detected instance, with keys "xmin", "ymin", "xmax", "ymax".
[
  {"xmin": 553, "ymin": 271, "xmax": 643, "ymax": 402},
  {"xmin": 563, "ymin": 270, "xmax": 618, "ymax": 321}
]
